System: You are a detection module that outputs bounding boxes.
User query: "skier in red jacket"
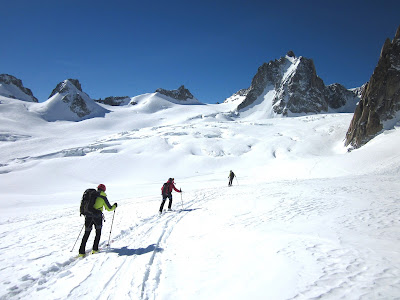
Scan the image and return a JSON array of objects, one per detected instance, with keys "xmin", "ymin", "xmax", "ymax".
[{"xmin": 160, "ymin": 178, "xmax": 181, "ymax": 213}]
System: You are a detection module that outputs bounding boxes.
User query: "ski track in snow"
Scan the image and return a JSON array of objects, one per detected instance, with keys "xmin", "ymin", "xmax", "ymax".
[
  {"xmin": 1, "ymin": 177, "xmax": 399, "ymax": 299},
  {"xmin": 0, "ymin": 191, "xmax": 208, "ymax": 300},
  {"xmin": 1, "ymin": 105, "xmax": 400, "ymax": 299}
]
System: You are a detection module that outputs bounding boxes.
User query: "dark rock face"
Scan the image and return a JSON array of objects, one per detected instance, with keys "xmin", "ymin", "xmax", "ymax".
[
  {"xmin": 236, "ymin": 52, "xmax": 360, "ymax": 116},
  {"xmin": 155, "ymin": 85, "xmax": 194, "ymax": 101},
  {"xmin": 47, "ymin": 79, "xmax": 105, "ymax": 120},
  {"xmin": 237, "ymin": 57, "xmax": 287, "ymax": 111},
  {"xmin": 326, "ymin": 83, "xmax": 359, "ymax": 109},
  {"xmin": 274, "ymin": 57, "xmax": 327, "ymax": 115},
  {"xmin": 66, "ymin": 93, "xmax": 90, "ymax": 118},
  {"xmin": 49, "ymin": 79, "xmax": 82, "ymax": 98},
  {"xmin": 287, "ymin": 50, "xmax": 295, "ymax": 58},
  {"xmin": 54, "ymin": 80, "xmax": 90, "ymax": 118},
  {"xmin": 235, "ymin": 88, "xmax": 250, "ymax": 97},
  {"xmin": 0, "ymin": 74, "xmax": 38, "ymax": 102},
  {"xmin": 345, "ymin": 25, "xmax": 400, "ymax": 148},
  {"xmin": 96, "ymin": 96, "xmax": 130, "ymax": 106}
]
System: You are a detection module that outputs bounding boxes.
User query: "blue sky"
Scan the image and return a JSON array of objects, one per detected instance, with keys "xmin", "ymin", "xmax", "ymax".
[{"xmin": 1, "ymin": 0, "xmax": 399, "ymax": 103}]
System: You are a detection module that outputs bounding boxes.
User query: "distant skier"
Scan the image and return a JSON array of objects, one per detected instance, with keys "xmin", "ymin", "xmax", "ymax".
[
  {"xmin": 228, "ymin": 170, "xmax": 236, "ymax": 186},
  {"xmin": 160, "ymin": 178, "xmax": 182, "ymax": 213},
  {"xmin": 79, "ymin": 184, "xmax": 117, "ymax": 257}
]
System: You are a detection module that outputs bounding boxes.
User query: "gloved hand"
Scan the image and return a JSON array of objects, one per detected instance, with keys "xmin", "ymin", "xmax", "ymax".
[
  {"xmin": 114, "ymin": 203, "xmax": 118, "ymax": 208},
  {"xmin": 180, "ymin": 189, "xmax": 182, "ymax": 192}
]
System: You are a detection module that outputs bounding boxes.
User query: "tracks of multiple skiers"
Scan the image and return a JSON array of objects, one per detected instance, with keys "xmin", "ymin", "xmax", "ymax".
[{"xmin": 0, "ymin": 190, "xmax": 211, "ymax": 299}]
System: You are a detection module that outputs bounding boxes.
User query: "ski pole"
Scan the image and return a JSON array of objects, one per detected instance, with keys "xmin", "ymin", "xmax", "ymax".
[
  {"xmin": 236, "ymin": 177, "xmax": 239, "ymax": 186},
  {"xmin": 107, "ymin": 210, "xmax": 116, "ymax": 247},
  {"xmin": 70, "ymin": 223, "xmax": 85, "ymax": 252},
  {"xmin": 180, "ymin": 191, "xmax": 184, "ymax": 210}
]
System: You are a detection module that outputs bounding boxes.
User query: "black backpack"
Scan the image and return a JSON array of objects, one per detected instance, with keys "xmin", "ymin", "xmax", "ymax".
[
  {"xmin": 80, "ymin": 188, "xmax": 99, "ymax": 216},
  {"xmin": 161, "ymin": 182, "xmax": 170, "ymax": 196}
]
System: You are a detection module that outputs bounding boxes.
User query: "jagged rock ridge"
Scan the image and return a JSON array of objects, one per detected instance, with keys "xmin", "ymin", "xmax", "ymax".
[
  {"xmin": 233, "ymin": 51, "xmax": 360, "ymax": 116},
  {"xmin": 96, "ymin": 96, "xmax": 131, "ymax": 106},
  {"xmin": 0, "ymin": 74, "xmax": 38, "ymax": 102},
  {"xmin": 49, "ymin": 79, "xmax": 83, "ymax": 98},
  {"xmin": 156, "ymin": 85, "xmax": 194, "ymax": 101},
  {"xmin": 345, "ymin": 25, "xmax": 400, "ymax": 148},
  {"xmin": 50, "ymin": 79, "xmax": 90, "ymax": 117},
  {"xmin": 224, "ymin": 88, "xmax": 250, "ymax": 103}
]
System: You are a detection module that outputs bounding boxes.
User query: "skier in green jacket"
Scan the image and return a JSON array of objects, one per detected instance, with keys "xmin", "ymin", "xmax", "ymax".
[{"xmin": 79, "ymin": 184, "xmax": 117, "ymax": 256}]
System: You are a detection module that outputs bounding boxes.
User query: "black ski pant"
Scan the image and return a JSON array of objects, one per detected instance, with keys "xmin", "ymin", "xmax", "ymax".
[
  {"xmin": 229, "ymin": 177, "xmax": 234, "ymax": 186},
  {"xmin": 79, "ymin": 214, "xmax": 103, "ymax": 254},
  {"xmin": 159, "ymin": 193, "xmax": 172, "ymax": 212}
]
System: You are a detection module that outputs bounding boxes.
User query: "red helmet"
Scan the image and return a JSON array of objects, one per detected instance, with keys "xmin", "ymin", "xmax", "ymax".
[{"xmin": 97, "ymin": 184, "xmax": 106, "ymax": 191}]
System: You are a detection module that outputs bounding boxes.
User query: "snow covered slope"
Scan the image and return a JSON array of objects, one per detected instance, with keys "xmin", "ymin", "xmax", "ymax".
[
  {"xmin": 0, "ymin": 93, "xmax": 399, "ymax": 299},
  {"xmin": 0, "ymin": 74, "xmax": 38, "ymax": 102},
  {"xmin": 31, "ymin": 79, "xmax": 109, "ymax": 121},
  {"xmin": 129, "ymin": 92, "xmax": 204, "ymax": 113}
]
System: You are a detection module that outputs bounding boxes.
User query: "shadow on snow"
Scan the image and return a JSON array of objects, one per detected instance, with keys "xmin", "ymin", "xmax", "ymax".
[{"xmin": 106, "ymin": 244, "xmax": 163, "ymax": 256}]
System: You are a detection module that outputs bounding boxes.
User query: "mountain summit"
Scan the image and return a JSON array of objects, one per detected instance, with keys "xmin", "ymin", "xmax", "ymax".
[
  {"xmin": 231, "ymin": 51, "xmax": 359, "ymax": 118},
  {"xmin": 33, "ymin": 79, "xmax": 109, "ymax": 121},
  {"xmin": 0, "ymin": 74, "xmax": 38, "ymax": 102},
  {"xmin": 345, "ymin": 25, "xmax": 400, "ymax": 148}
]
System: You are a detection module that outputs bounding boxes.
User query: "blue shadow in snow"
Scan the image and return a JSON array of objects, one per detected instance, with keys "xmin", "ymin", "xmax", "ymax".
[
  {"xmin": 178, "ymin": 208, "xmax": 201, "ymax": 212},
  {"xmin": 107, "ymin": 244, "xmax": 163, "ymax": 256}
]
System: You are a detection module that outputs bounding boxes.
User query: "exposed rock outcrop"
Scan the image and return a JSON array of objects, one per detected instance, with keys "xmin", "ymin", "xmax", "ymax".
[
  {"xmin": 224, "ymin": 88, "xmax": 250, "ymax": 104},
  {"xmin": 234, "ymin": 51, "xmax": 360, "ymax": 117},
  {"xmin": 345, "ymin": 25, "xmax": 400, "ymax": 148},
  {"xmin": 96, "ymin": 96, "xmax": 131, "ymax": 106},
  {"xmin": 34, "ymin": 79, "xmax": 109, "ymax": 121},
  {"xmin": 0, "ymin": 74, "xmax": 38, "ymax": 102},
  {"xmin": 155, "ymin": 85, "xmax": 194, "ymax": 101},
  {"xmin": 49, "ymin": 79, "xmax": 83, "ymax": 98}
]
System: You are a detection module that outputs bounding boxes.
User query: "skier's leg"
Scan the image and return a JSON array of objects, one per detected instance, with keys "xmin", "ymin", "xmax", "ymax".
[
  {"xmin": 168, "ymin": 194, "xmax": 173, "ymax": 210},
  {"xmin": 92, "ymin": 216, "xmax": 103, "ymax": 251},
  {"xmin": 79, "ymin": 217, "xmax": 93, "ymax": 254},
  {"xmin": 159, "ymin": 196, "xmax": 167, "ymax": 212}
]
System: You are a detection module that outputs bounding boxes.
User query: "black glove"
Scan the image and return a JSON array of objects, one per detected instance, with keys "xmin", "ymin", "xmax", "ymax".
[
  {"xmin": 180, "ymin": 189, "xmax": 182, "ymax": 192},
  {"xmin": 114, "ymin": 203, "xmax": 118, "ymax": 208}
]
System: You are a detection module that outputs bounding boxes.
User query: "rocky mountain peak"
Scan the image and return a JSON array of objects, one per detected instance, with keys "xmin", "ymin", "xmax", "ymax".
[
  {"xmin": 155, "ymin": 85, "xmax": 194, "ymax": 101},
  {"xmin": 287, "ymin": 50, "xmax": 296, "ymax": 58},
  {"xmin": 49, "ymin": 79, "xmax": 83, "ymax": 98},
  {"xmin": 38, "ymin": 78, "xmax": 108, "ymax": 121},
  {"xmin": 345, "ymin": 25, "xmax": 400, "ymax": 148},
  {"xmin": 235, "ymin": 53, "xmax": 359, "ymax": 116},
  {"xmin": 395, "ymin": 25, "xmax": 400, "ymax": 40},
  {"xmin": 0, "ymin": 74, "xmax": 38, "ymax": 102}
]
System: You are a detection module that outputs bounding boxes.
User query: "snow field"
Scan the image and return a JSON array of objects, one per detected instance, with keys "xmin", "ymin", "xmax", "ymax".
[
  {"xmin": 1, "ymin": 94, "xmax": 400, "ymax": 299},
  {"xmin": 1, "ymin": 174, "xmax": 399, "ymax": 299}
]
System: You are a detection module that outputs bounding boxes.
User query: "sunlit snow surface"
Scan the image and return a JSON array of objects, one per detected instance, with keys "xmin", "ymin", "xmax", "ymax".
[{"xmin": 0, "ymin": 94, "xmax": 399, "ymax": 299}]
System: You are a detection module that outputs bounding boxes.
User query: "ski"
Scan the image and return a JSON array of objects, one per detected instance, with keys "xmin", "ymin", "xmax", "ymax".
[
  {"xmin": 158, "ymin": 209, "xmax": 174, "ymax": 215},
  {"xmin": 76, "ymin": 248, "xmax": 103, "ymax": 258}
]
